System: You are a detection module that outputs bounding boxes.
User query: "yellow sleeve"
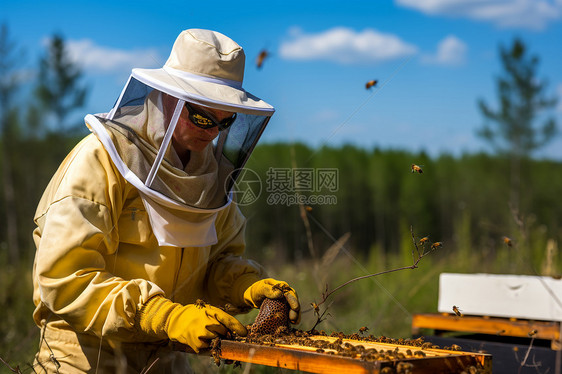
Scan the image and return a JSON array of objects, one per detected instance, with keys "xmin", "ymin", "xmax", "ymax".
[
  {"xmin": 204, "ymin": 203, "xmax": 265, "ymax": 310},
  {"xmin": 33, "ymin": 135, "xmax": 163, "ymax": 341}
]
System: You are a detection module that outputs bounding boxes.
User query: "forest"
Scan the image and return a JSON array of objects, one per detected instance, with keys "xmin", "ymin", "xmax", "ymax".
[{"xmin": 0, "ymin": 24, "xmax": 560, "ymax": 372}]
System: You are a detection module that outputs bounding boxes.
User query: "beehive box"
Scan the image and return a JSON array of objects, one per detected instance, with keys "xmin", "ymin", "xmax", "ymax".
[{"xmin": 437, "ymin": 273, "xmax": 562, "ymax": 321}]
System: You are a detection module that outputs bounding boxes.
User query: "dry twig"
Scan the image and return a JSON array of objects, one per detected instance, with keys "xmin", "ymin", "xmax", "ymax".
[
  {"xmin": 307, "ymin": 226, "xmax": 441, "ymax": 331},
  {"xmin": 0, "ymin": 356, "xmax": 23, "ymax": 374}
]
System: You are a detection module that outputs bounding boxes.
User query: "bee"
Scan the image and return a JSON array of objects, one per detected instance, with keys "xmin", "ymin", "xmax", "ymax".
[
  {"xmin": 411, "ymin": 164, "xmax": 423, "ymax": 174},
  {"xmin": 528, "ymin": 329, "xmax": 538, "ymax": 337},
  {"xmin": 419, "ymin": 237, "xmax": 429, "ymax": 245},
  {"xmin": 452, "ymin": 305, "xmax": 463, "ymax": 317},
  {"xmin": 256, "ymin": 49, "xmax": 269, "ymax": 69},
  {"xmin": 273, "ymin": 283, "xmax": 291, "ymax": 293},
  {"xmin": 503, "ymin": 236, "xmax": 513, "ymax": 247},
  {"xmin": 305, "ymin": 205, "xmax": 313, "ymax": 212},
  {"xmin": 194, "ymin": 299, "xmax": 206, "ymax": 309},
  {"xmin": 211, "ymin": 352, "xmax": 221, "ymax": 366},
  {"xmin": 210, "ymin": 337, "xmax": 221, "ymax": 349},
  {"xmin": 221, "ymin": 303, "xmax": 236, "ymax": 312},
  {"xmin": 359, "ymin": 326, "xmax": 369, "ymax": 334},
  {"xmin": 431, "ymin": 242, "xmax": 443, "ymax": 249},
  {"xmin": 311, "ymin": 302, "xmax": 320, "ymax": 315},
  {"xmin": 396, "ymin": 362, "xmax": 414, "ymax": 373},
  {"xmin": 450, "ymin": 344, "xmax": 462, "ymax": 351},
  {"xmin": 365, "ymin": 80, "xmax": 378, "ymax": 90}
]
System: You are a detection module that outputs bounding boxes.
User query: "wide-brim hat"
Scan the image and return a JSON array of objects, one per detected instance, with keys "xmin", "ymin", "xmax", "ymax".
[{"xmin": 132, "ymin": 28, "xmax": 274, "ymax": 116}]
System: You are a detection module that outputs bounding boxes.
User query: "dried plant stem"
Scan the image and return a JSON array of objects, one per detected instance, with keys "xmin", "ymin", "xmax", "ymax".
[
  {"xmin": 299, "ymin": 203, "xmax": 316, "ymax": 258},
  {"xmin": 315, "ymin": 226, "xmax": 434, "ymax": 309},
  {"xmin": 290, "ymin": 145, "xmax": 316, "ymax": 259},
  {"xmin": 317, "ymin": 264, "xmax": 420, "ymax": 309},
  {"xmin": 140, "ymin": 357, "xmax": 160, "ymax": 374},
  {"xmin": 517, "ymin": 336, "xmax": 538, "ymax": 374},
  {"xmin": 0, "ymin": 356, "xmax": 22, "ymax": 374},
  {"xmin": 308, "ymin": 226, "xmax": 440, "ymax": 331}
]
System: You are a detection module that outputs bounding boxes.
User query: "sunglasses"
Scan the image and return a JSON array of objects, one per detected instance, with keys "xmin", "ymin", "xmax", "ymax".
[{"xmin": 184, "ymin": 101, "xmax": 237, "ymax": 131}]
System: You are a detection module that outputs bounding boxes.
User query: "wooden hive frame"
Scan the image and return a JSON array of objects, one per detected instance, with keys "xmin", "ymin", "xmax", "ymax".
[{"xmin": 218, "ymin": 335, "xmax": 492, "ymax": 373}]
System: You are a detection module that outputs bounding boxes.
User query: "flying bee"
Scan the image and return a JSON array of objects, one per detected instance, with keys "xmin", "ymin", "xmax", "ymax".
[
  {"xmin": 411, "ymin": 164, "xmax": 423, "ymax": 174},
  {"xmin": 452, "ymin": 305, "xmax": 463, "ymax": 317},
  {"xmin": 431, "ymin": 242, "xmax": 443, "ymax": 249},
  {"xmin": 528, "ymin": 329, "xmax": 538, "ymax": 337},
  {"xmin": 365, "ymin": 80, "xmax": 378, "ymax": 90},
  {"xmin": 305, "ymin": 205, "xmax": 313, "ymax": 212},
  {"xmin": 256, "ymin": 49, "xmax": 270, "ymax": 69},
  {"xmin": 419, "ymin": 237, "xmax": 429, "ymax": 245},
  {"xmin": 359, "ymin": 326, "xmax": 369, "ymax": 334},
  {"xmin": 503, "ymin": 236, "xmax": 513, "ymax": 247}
]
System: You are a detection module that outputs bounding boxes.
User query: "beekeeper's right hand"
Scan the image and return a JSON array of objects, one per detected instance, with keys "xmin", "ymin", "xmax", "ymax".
[{"xmin": 138, "ymin": 295, "xmax": 247, "ymax": 352}]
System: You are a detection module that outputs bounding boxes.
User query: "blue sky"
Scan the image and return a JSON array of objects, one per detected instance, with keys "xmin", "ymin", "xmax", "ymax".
[{"xmin": 4, "ymin": 0, "xmax": 562, "ymax": 159}]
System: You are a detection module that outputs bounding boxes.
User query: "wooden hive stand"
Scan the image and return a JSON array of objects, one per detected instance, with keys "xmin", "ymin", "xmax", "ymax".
[{"xmin": 412, "ymin": 313, "xmax": 561, "ymax": 350}]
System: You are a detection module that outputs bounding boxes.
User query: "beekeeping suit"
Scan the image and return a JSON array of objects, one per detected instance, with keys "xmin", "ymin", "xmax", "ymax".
[{"xmin": 31, "ymin": 29, "xmax": 299, "ymax": 373}]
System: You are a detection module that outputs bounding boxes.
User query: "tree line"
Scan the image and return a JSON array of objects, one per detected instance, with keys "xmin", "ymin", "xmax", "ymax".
[
  {"xmin": 242, "ymin": 143, "xmax": 561, "ymax": 268},
  {"xmin": 0, "ymin": 24, "xmax": 88, "ymax": 265},
  {"xmin": 0, "ymin": 23, "xmax": 559, "ymax": 272}
]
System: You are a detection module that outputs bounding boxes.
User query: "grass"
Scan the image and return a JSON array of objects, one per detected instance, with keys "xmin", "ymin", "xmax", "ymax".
[{"xmin": 1, "ymin": 222, "xmax": 560, "ymax": 373}]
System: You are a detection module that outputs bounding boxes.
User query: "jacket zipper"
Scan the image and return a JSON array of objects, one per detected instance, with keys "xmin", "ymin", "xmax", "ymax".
[{"xmin": 171, "ymin": 248, "xmax": 184, "ymax": 302}]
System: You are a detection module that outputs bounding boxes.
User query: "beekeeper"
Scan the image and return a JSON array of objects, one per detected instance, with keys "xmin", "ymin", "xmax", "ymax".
[{"xmin": 32, "ymin": 28, "xmax": 300, "ymax": 373}]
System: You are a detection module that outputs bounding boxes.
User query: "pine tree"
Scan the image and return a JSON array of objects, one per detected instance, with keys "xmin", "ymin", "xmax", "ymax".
[
  {"xmin": 477, "ymin": 38, "xmax": 557, "ymax": 157},
  {"xmin": 477, "ymin": 38, "xmax": 558, "ymax": 211},
  {"xmin": 0, "ymin": 23, "xmax": 23, "ymax": 262},
  {"xmin": 34, "ymin": 34, "xmax": 87, "ymax": 131}
]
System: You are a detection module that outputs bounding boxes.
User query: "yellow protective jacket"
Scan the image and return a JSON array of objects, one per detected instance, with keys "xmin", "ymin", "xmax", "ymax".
[{"xmin": 32, "ymin": 134, "xmax": 263, "ymax": 373}]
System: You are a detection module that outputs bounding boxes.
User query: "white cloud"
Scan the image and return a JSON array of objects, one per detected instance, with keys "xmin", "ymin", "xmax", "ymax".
[
  {"xmin": 396, "ymin": 0, "xmax": 562, "ymax": 30},
  {"xmin": 279, "ymin": 27, "xmax": 418, "ymax": 64},
  {"xmin": 421, "ymin": 35, "xmax": 468, "ymax": 66},
  {"xmin": 64, "ymin": 39, "xmax": 162, "ymax": 73},
  {"xmin": 309, "ymin": 108, "xmax": 340, "ymax": 124}
]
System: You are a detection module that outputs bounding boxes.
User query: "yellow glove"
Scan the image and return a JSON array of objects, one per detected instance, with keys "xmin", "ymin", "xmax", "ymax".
[
  {"xmin": 243, "ymin": 278, "xmax": 301, "ymax": 324},
  {"xmin": 138, "ymin": 296, "xmax": 247, "ymax": 353}
]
